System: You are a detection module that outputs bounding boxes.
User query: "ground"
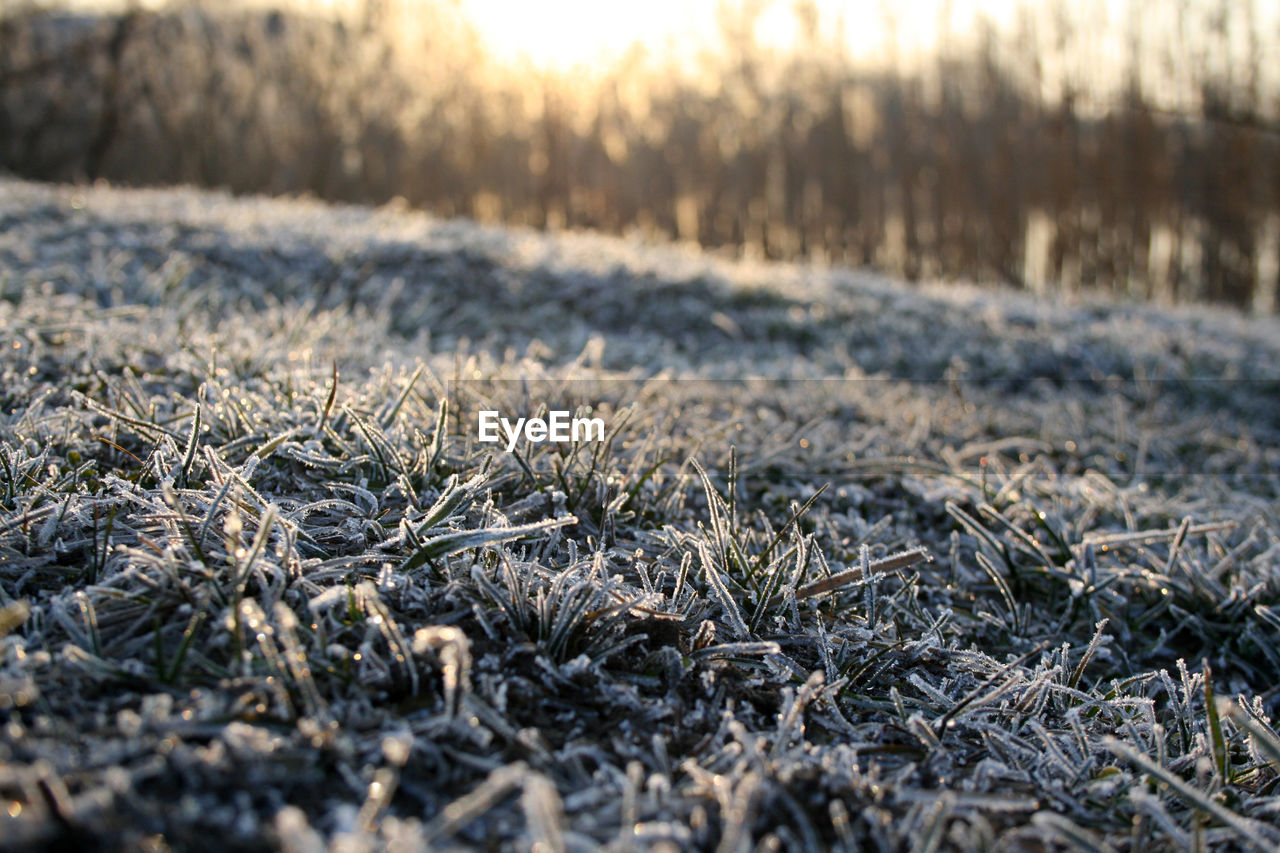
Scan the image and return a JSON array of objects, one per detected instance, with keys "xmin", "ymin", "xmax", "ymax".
[{"xmin": 1, "ymin": 178, "xmax": 1279, "ymax": 851}]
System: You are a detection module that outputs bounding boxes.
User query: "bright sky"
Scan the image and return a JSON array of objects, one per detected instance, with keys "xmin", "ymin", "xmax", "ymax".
[
  {"xmin": 459, "ymin": 0, "xmax": 1033, "ymax": 71},
  {"xmin": 68, "ymin": 0, "xmax": 1278, "ymax": 100}
]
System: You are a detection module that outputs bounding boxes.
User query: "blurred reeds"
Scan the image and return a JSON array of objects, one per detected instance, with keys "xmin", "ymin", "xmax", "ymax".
[{"xmin": 1, "ymin": 0, "xmax": 1276, "ymax": 309}]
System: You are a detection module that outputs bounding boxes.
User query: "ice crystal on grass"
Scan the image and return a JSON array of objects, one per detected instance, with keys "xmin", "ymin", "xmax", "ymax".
[{"xmin": 1, "ymin": 177, "xmax": 1279, "ymax": 850}]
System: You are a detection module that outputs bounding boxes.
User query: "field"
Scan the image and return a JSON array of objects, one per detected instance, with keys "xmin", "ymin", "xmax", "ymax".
[{"xmin": 1, "ymin": 177, "xmax": 1279, "ymax": 850}]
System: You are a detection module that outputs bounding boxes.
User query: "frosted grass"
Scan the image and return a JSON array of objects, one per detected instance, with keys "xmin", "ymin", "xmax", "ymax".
[{"xmin": 1, "ymin": 178, "xmax": 1278, "ymax": 850}]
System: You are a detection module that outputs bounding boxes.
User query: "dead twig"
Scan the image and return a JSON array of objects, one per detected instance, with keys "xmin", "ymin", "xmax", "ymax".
[{"xmin": 767, "ymin": 546, "xmax": 931, "ymax": 609}]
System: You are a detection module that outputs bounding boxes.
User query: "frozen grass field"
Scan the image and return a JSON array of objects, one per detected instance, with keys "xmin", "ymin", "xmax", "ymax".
[{"xmin": 1, "ymin": 178, "xmax": 1279, "ymax": 850}]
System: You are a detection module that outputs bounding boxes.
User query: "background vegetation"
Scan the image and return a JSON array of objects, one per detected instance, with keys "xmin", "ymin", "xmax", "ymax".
[{"xmin": 1, "ymin": 0, "xmax": 1277, "ymax": 310}]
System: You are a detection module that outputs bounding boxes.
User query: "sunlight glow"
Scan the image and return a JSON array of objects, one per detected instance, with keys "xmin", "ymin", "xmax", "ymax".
[
  {"xmin": 458, "ymin": 0, "xmax": 1037, "ymax": 71},
  {"xmin": 458, "ymin": 0, "xmax": 715, "ymax": 71}
]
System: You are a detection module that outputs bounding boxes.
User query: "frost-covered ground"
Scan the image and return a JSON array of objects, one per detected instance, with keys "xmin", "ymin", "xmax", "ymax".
[{"xmin": 1, "ymin": 177, "xmax": 1279, "ymax": 851}]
